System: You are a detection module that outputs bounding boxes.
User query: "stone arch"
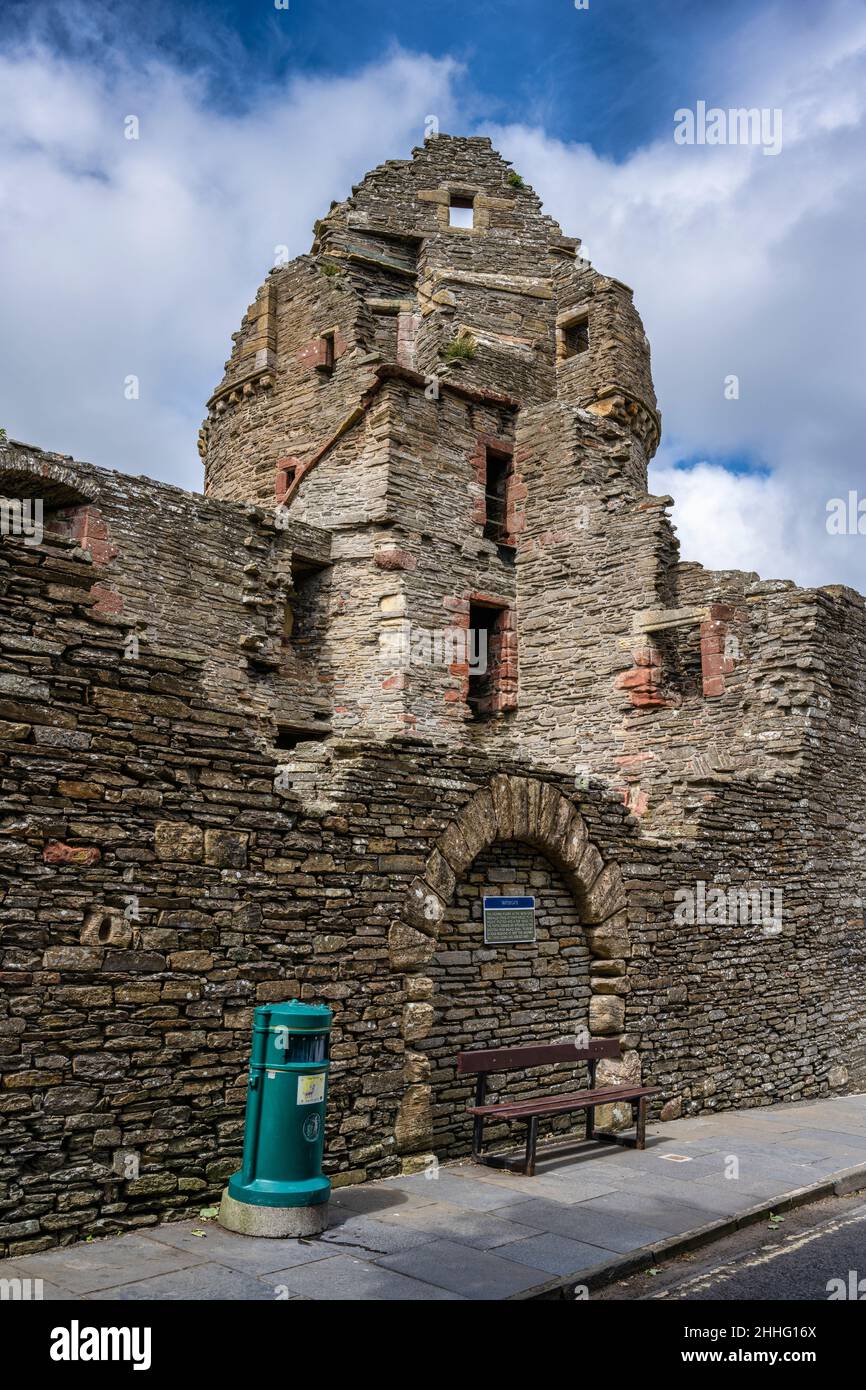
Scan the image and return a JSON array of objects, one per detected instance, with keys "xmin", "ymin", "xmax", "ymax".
[
  {"xmin": 0, "ymin": 453, "xmax": 118, "ymax": 606},
  {"xmin": 0, "ymin": 456, "xmax": 95, "ymax": 511},
  {"xmin": 389, "ymin": 775, "xmax": 633, "ymax": 1166}
]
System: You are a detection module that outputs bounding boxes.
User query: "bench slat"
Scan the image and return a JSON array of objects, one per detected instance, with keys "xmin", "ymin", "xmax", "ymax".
[
  {"xmin": 457, "ymin": 1039, "xmax": 620, "ymax": 1075},
  {"xmin": 470, "ymin": 1084, "xmax": 661, "ymax": 1119}
]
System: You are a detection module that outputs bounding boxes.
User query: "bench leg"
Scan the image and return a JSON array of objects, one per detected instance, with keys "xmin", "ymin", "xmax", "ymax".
[
  {"xmin": 472, "ymin": 1113, "xmax": 484, "ymax": 1162},
  {"xmin": 636, "ymin": 1095, "xmax": 647, "ymax": 1150},
  {"xmin": 585, "ymin": 1105, "xmax": 595, "ymax": 1143},
  {"xmin": 524, "ymin": 1116, "xmax": 539, "ymax": 1176},
  {"xmin": 472, "ymin": 1073, "xmax": 486, "ymax": 1164}
]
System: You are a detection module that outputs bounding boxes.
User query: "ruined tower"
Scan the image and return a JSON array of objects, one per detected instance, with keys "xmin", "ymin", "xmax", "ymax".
[{"xmin": 199, "ymin": 134, "xmax": 662, "ymax": 767}]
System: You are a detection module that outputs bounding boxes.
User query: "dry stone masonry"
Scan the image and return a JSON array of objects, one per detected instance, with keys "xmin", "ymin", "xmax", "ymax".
[{"xmin": 1, "ymin": 135, "xmax": 864, "ymax": 1255}]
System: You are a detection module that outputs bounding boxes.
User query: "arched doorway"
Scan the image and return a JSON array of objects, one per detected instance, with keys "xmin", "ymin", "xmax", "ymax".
[
  {"xmin": 389, "ymin": 775, "xmax": 635, "ymax": 1168},
  {"xmin": 426, "ymin": 838, "xmax": 593, "ymax": 1160}
]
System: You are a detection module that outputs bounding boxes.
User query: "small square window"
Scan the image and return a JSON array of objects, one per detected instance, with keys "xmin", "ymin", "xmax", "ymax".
[
  {"xmin": 562, "ymin": 315, "xmax": 590, "ymax": 358},
  {"xmin": 449, "ymin": 196, "xmax": 474, "ymax": 229}
]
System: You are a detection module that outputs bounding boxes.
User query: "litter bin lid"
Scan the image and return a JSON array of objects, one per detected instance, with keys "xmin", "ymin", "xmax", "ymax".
[{"xmin": 254, "ymin": 999, "xmax": 332, "ymax": 1033}]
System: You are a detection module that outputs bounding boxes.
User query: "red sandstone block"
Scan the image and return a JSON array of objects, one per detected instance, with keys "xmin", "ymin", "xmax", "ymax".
[
  {"xmin": 43, "ymin": 842, "xmax": 101, "ymax": 867},
  {"xmin": 374, "ymin": 550, "xmax": 417, "ymax": 571},
  {"xmin": 627, "ymin": 787, "xmax": 650, "ymax": 816},
  {"xmin": 633, "ymin": 648, "xmax": 661, "ymax": 668},
  {"xmin": 616, "ymin": 668, "xmax": 656, "ymax": 691},
  {"xmin": 703, "ymin": 676, "xmax": 725, "ymax": 698},
  {"xmin": 302, "ymin": 339, "xmax": 333, "ymax": 371},
  {"xmin": 630, "ymin": 691, "xmax": 669, "ymax": 707},
  {"xmin": 700, "ymin": 626, "xmax": 724, "ymax": 654},
  {"xmin": 615, "ymin": 752, "xmax": 654, "ymax": 769},
  {"xmin": 275, "ymin": 457, "xmax": 301, "ymax": 499},
  {"xmin": 468, "ymin": 590, "xmax": 509, "ymax": 607},
  {"xmin": 70, "ymin": 507, "xmax": 118, "ymax": 566},
  {"xmin": 89, "ymin": 585, "xmax": 123, "ymax": 617}
]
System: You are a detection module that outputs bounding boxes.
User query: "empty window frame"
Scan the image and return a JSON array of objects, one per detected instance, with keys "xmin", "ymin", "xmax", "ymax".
[
  {"xmin": 449, "ymin": 195, "xmax": 475, "ymax": 229},
  {"xmin": 315, "ymin": 330, "xmax": 336, "ymax": 373},
  {"xmin": 283, "ymin": 556, "xmax": 329, "ymax": 654},
  {"xmin": 467, "ymin": 601, "xmax": 516, "ymax": 720},
  {"xmin": 483, "ymin": 446, "xmax": 513, "ymax": 544},
  {"xmin": 562, "ymin": 314, "xmax": 590, "ymax": 358}
]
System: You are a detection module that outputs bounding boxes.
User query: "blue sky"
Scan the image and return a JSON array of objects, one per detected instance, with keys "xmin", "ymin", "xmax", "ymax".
[
  {"xmin": 1, "ymin": 0, "xmax": 865, "ymax": 589},
  {"xmin": 0, "ymin": 0, "xmax": 797, "ymax": 153}
]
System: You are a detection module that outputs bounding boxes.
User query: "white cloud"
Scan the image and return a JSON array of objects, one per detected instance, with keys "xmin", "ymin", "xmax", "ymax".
[
  {"xmin": 488, "ymin": 0, "xmax": 866, "ymax": 593},
  {"xmin": 1, "ymin": 2, "xmax": 865, "ymax": 596},
  {"xmin": 649, "ymin": 463, "xmax": 799, "ymax": 582},
  {"xmin": 0, "ymin": 34, "xmax": 458, "ymax": 488}
]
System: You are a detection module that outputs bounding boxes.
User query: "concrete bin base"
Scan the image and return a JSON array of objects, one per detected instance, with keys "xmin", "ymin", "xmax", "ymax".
[{"xmin": 218, "ymin": 1188, "xmax": 329, "ymax": 1238}]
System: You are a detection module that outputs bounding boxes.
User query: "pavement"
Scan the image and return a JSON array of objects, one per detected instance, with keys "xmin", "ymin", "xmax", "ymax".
[
  {"xmin": 598, "ymin": 1191, "xmax": 866, "ymax": 1301},
  {"xmin": 5, "ymin": 1093, "xmax": 866, "ymax": 1301}
]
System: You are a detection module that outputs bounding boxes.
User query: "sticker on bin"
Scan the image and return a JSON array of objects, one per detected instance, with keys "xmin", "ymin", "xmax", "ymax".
[{"xmin": 297, "ymin": 1074, "xmax": 326, "ymax": 1105}]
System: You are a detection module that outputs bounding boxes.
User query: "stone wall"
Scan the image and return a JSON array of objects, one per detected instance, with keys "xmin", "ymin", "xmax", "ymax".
[
  {"xmin": 0, "ymin": 516, "xmax": 862, "ymax": 1254},
  {"xmin": 0, "ymin": 440, "xmax": 333, "ymax": 733}
]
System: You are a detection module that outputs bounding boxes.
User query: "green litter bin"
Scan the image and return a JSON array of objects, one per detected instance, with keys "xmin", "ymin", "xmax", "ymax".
[{"xmin": 220, "ymin": 1000, "xmax": 332, "ymax": 1237}]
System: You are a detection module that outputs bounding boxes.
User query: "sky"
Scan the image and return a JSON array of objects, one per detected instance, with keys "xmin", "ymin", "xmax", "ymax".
[{"xmin": 1, "ymin": 0, "xmax": 865, "ymax": 592}]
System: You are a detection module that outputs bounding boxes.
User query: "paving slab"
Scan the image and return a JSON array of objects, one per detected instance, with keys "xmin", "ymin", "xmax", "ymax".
[
  {"xmin": 375, "ymin": 1172, "xmax": 532, "ymax": 1211},
  {"xmin": 573, "ymin": 1190, "xmax": 733, "ymax": 1236},
  {"xmin": 685, "ymin": 1177, "xmax": 794, "ymax": 1214},
  {"xmin": 500, "ymin": 1197, "xmax": 670, "ymax": 1253},
  {"xmin": 466, "ymin": 1166, "xmax": 625, "ymax": 1204},
  {"xmin": 5, "ymin": 1232, "xmax": 205, "ymax": 1295},
  {"xmin": 145, "ymin": 1220, "xmax": 334, "ymax": 1273},
  {"xmin": 377, "ymin": 1237, "xmax": 549, "ymax": 1299},
  {"xmin": 265, "ymin": 1253, "xmax": 464, "ymax": 1301},
  {"xmin": 493, "ymin": 1232, "xmax": 619, "ymax": 1277},
  {"xmin": 0, "ymin": 1276, "xmax": 81, "ymax": 1301},
  {"xmin": 82, "ymin": 1262, "xmax": 280, "ymax": 1302},
  {"xmin": 328, "ymin": 1185, "xmax": 439, "ymax": 1218},
  {"xmin": 371, "ymin": 1201, "xmax": 543, "ymax": 1249},
  {"xmin": 314, "ymin": 1214, "xmax": 438, "ymax": 1258}
]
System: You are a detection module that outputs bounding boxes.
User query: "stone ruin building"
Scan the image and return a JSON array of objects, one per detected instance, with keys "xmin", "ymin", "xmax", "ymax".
[{"xmin": 1, "ymin": 135, "xmax": 864, "ymax": 1255}]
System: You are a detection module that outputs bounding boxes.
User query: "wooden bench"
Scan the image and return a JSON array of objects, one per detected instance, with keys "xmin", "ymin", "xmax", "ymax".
[{"xmin": 457, "ymin": 1039, "xmax": 660, "ymax": 1176}]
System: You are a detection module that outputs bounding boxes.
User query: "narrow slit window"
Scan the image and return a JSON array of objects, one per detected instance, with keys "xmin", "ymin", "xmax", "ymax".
[
  {"xmin": 467, "ymin": 601, "xmax": 517, "ymax": 720},
  {"xmin": 449, "ymin": 195, "xmax": 474, "ymax": 229},
  {"xmin": 283, "ymin": 556, "xmax": 329, "ymax": 653},
  {"xmin": 483, "ymin": 447, "xmax": 512, "ymax": 544}
]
